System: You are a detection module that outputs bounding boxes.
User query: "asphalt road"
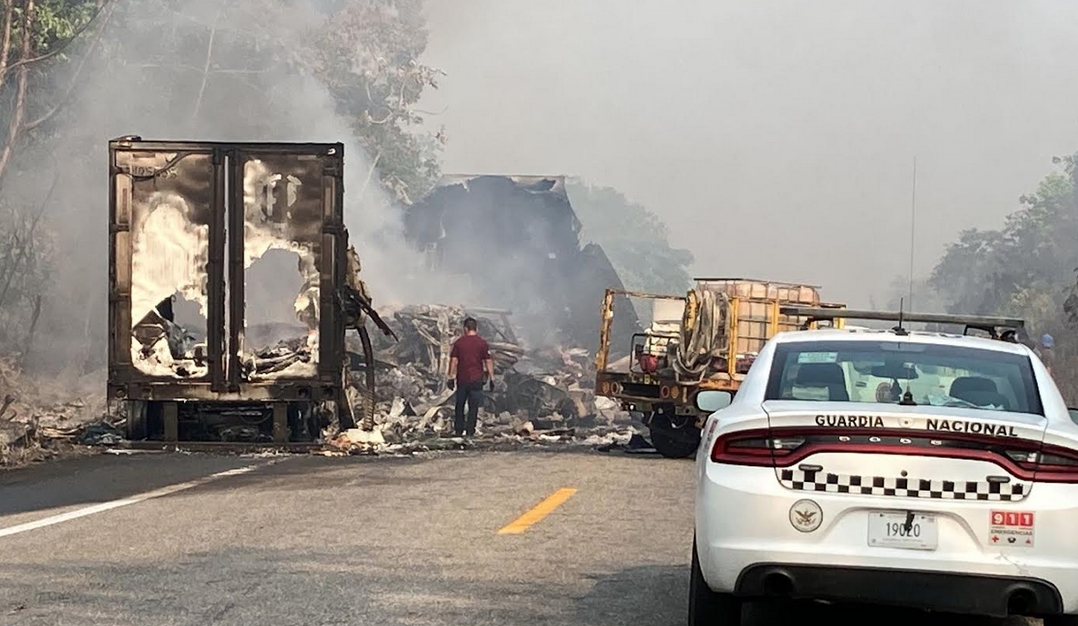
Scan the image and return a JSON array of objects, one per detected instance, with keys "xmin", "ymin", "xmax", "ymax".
[{"xmin": 0, "ymin": 449, "xmax": 1038, "ymax": 626}]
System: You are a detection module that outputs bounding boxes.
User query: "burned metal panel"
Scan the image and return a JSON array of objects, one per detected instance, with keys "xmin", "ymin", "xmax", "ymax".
[
  {"xmin": 232, "ymin": 145, "xmax": 345, "ymax": 384},
  {"xmin": 238, "ymin": 153, "xmax": 321, "ymax": 380},
  {"xmin": 109, "ymin": 141, "xmax": 221, "ymax": 383},
  {"xmin": 108, "ymin": 138, "xmax": 346, "ymax": 405}
]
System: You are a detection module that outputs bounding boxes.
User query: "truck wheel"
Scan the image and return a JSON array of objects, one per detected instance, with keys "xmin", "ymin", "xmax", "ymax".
[
  {"xmin": 649, "ymin": 414, "xmax": 701, "ymax": 459},
  {"xmin": 125, "ymin": 400, "xmax": 147, "ymax": 441},
  {"xmin": 689, "ymin": 540, "xmax": 741, "ymax": 625}
]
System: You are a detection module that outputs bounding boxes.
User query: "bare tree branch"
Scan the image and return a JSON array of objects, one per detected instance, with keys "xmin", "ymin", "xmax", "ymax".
[
  {"xmin": 0, "ymin": 231, "xmax": 24, "ymax": 311},
  {"xmin": 0, "ymin": 152, "xmax": 55, "ymax": 310},
  {"xmin": 130, "ymin": 63, "xmax": 273, "ymax": 78},
  {"xmin": 0, "ymin": 229, "xmax": 20, "ymax": 308},
  {"xmin": 366, "ymin": 111, "xmax": 393, "ymax": 125},
  {"xmin": 412, "ymin": 106, "xmax": 448, "ymax": 116},
  {"xmin": 19, "ymin": 292, "xmax": 42, "ymax": 363},
  {"xmin": 0, "ymin": 0, "xmax": 34, "ymax": 185},
  {"xmin": 0, "ymin": 0, "xmax": 15, "ymax": 106},
  {"xmin": 129, "ymin": 63, "xmax": 206, "ymax": 72},
  {"xmin": 191, "ymin": 1, "xmax": 226, "ymax": 123},
  {"xmin": 355, "ymin": 151, "xmax": 382, "ymax": 205}
]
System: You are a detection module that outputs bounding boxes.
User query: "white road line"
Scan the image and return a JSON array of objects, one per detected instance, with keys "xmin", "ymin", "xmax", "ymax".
[{"xmin": 0, "ymin": 465, "xmax": 259, "ymax": 539}]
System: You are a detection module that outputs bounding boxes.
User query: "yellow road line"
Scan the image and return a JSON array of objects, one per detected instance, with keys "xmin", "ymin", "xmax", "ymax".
[{"xmin": 497, "ymin": 487, "xmax": 578, "ymax": 535}]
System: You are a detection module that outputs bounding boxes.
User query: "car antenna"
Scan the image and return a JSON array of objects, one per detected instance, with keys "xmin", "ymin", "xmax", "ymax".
[{"xmin": 893, "ymin": 298, "xmax": 909, "ymax": 336}]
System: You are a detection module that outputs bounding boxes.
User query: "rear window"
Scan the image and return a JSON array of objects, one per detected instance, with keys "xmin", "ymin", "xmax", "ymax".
[{"xmin": 765, "ymin": 340, "xmax": 1042, "ymax": 416}]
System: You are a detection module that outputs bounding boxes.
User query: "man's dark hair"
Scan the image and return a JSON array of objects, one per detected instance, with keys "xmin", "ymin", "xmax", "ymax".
[{"xmin": 464, "ymin": 317, "xmax": 478, "ymax": 332}]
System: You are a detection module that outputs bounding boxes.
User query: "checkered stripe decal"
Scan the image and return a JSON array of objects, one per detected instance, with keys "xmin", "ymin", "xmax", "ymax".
[{"xmin": 779, "ymin": 469, "xmax": 1028, "ymax": 501}]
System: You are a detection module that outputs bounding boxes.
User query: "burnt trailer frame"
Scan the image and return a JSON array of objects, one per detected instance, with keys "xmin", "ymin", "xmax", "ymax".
[{"xmin": 107, "ymin": 137, "xmax": 349, "ymax": 442}]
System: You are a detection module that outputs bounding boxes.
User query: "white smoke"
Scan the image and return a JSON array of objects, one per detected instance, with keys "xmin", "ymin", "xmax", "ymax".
[{"xmin": 6, "ymin": 0, "xmax": 447, "ymax": 373}]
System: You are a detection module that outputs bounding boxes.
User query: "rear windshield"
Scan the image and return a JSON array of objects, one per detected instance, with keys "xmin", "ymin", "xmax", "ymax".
[{"xmin": 765, "ymin": 340, "xmax": 1042, "ymax": 416}]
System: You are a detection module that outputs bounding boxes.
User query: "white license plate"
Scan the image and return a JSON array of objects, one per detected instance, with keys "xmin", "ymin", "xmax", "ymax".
[{"xmin": 867, "ymin": 511, "xmax": 938, "ymax": 550}]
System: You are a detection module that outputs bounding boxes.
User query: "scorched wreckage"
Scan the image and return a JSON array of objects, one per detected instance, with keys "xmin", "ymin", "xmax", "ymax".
[
  {"xmin": 106, "ymin": 141, "xmax": 637, "ymax": 447},
  {"xmin": 108, "ymin": 137, "xmax": 376, "ymax": 443}
]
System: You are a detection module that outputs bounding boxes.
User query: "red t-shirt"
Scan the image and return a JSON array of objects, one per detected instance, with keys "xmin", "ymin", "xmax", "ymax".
[{"xmin": 451, "ymin": 334, "xmax": 491, "ymax": 384}]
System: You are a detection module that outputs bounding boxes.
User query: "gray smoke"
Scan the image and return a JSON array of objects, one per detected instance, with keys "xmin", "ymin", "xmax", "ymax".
[
  {"xmin": 419, "ymin": 0, "xmax": 1078, "ymax": 309},
  {"xmin": 4, "ymin": 0, "xmax": 454, "ymax": 375}
]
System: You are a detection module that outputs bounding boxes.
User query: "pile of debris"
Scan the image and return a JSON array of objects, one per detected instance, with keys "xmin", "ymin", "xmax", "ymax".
[
  {"xmin": 0, "ymin": 356, "xmax": 111, "ymax": 466},
  {"xmin": 404, "ymin": 175, "xmax": 642, "ymax": 351},
  {"xmin": 334, "ymin": 304, "xmax": 639, "ymax": 454}
]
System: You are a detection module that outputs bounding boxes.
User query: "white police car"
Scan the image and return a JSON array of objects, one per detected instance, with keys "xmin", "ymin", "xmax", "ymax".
[{"xmin": 690, "ymin": 321, "xmax": 1078, "ymax": 624}]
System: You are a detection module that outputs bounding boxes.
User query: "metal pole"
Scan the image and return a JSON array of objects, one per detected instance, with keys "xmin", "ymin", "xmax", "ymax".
[
  {"xmin": 909, "ymin": 157, "xmax": 918, "ymax": 310},
  {"xmin": 908, "ymin": 156, "xmax": 918, "ymax": 311}
]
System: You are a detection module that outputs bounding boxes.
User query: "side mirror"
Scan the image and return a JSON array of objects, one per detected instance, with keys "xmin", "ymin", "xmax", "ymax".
[{"xmin": 696, "ymin": 390, "xmax": 733, "ymax": 413}]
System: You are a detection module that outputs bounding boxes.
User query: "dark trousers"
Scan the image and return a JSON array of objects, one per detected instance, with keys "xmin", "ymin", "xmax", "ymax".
[{"xmin": 454, "ymin": 381, "xmax": 484, "ymax": 436}]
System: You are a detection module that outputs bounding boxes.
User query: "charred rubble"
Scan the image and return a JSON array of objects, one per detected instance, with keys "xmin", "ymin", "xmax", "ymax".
[
  {"xmin": 404, "ymin": 175, "xmax": 640, "ymax": 356},
  {"xmin": 328, "ymin": 175, "xmax": 652, "ymax": 454},
  {"xmin": 6, "ymin": 167, "xmax": 650, "ymax": 458},
  {"xmin": 329, "ymin": 304, "xmax": 638, "ymax": 455},
  {"xmin": 0, "ymin": 355, "xmax": 114, "ymax": 466}
]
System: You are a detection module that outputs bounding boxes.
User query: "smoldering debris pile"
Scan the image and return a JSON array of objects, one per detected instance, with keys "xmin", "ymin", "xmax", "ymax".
[
  {"xmin": 331, "ymin": 304, "xmax": 639, "ymax": 454},
  {"xmin": 0, "ymin": 356, "xmax": 111, "ymax": 466},
  {"xmin": 404, "ymin": 175, "xmax": 642, "ymax": 353}
]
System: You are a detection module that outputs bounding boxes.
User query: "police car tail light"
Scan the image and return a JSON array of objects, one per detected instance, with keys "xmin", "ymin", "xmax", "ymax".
[
  {"xmin": 1011, "ymin": 443, "xmax": 1078, "ymax": 482},
  {"xmin": 710, "ymin": 430, "xmax": 805, "ymax": 465}
]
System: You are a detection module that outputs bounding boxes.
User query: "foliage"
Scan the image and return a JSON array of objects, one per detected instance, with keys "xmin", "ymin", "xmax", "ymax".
[
  {"xmin": 308, "ymin": 0, "xmax": 444, "ymax": 202},
  {"xmin": 877, "ymin": 275, "xmax": 944, "ymax": 314},
  {"xmin": 0, "ymin": 0, "xmax": 100, "ymax": 360},
  {"xmin": 930, "ymin": 153, "xmax": 1078, "ymax": 399},
  {"xmin": 932, "ymin": 159, "xmax": 1077, "ymax": 317},
  {"xmin": 3, "ymin": 0, "xmax": 442, "ymax": 196},
  {"xmin": 567, "ymin": 179, "xmax": 694, "ymax": 295},
  {"xmin": 0, "ymin": 0, "xmax": 444, "ymax": 372},
  {"xmin": 0, "ymin": 0, "xmax": 104, "ymax": 184},
  {"xmin": 26, "ymin": 1, "xmax": 97, "ymax": 51}
]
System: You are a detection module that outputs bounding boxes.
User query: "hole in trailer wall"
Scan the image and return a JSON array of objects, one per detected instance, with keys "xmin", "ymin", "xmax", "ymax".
[
  {"xmin": 243, "ymin": 248, "xmax": 315, "ymax": 379},
  {"xmin": 240, "ymin": 156, "xmax": 322, "ymax": 381},
  {"xmin": 127, "ymin": 153, "xmax": 213, "ymax": 379}
]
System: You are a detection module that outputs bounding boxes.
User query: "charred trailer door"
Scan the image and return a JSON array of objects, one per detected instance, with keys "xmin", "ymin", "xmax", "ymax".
[{"xmin": 107, "ymin": 138, "xmax": 348, "ymax": 443}]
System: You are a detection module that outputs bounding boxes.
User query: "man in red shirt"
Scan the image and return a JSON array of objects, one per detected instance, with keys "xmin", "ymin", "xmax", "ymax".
[{"xmin": 447, "ymin": 317, "xmax": 495, "ymax": 436}]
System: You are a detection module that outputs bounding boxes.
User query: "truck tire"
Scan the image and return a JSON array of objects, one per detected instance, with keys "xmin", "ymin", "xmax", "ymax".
[
  {"xmin": 689, "ymin": 540, "xmax": 741, "ymax": 625},
  {"xmin": 649, "ymin": 414, "xmax": 701, "ymax": 459},
  {"xmin": 125, "ymin": 400, "xmax": 147, "ymax": 441}
]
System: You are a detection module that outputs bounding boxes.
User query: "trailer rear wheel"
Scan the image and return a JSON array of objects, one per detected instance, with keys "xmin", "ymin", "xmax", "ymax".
[
  {"xmin": 648, "ymin": 414, "xmax": 701, "ymax": 459},
  {"xmin": 125, "ymin": 400, "xmax": 147, "ymax": 441}
]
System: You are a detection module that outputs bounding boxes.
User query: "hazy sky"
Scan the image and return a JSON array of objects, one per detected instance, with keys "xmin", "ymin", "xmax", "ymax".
[{"xmin": 419, "ymin": 0, "xmax": 1078, "ymax": 307}]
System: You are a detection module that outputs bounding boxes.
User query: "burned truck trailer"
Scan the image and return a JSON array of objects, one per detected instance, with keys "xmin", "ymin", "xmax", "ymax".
[{"xmin": 107, "ymin": 138, "xmax": 350, "ymax": 443}]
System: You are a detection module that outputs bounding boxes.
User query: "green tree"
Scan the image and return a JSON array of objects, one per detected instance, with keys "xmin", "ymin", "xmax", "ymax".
[
  {"xmin": 307, "ymin": 0, "xmax": 444, "ymax": 203},
  {"xmin": 0, "ymin": 0, "xmax": 444, "ymax": 370},
  {"xmin": 566, "ymin": 179, "xmax": 693, "ymax": 295},
  {"xmin": 932, "ymin": 156, "xmax": 1077, "ymax": 318},
  {"xmin": 0, "ymin": 0, "xmax": 106, "ymax": 184},
  {"xmin": 0, "ymin": 0, "xmax": 104, "ymax": 361},
  {"xmin": 881, "ymin": 275, "xmax": 944, "ymax": 314},
  {"xmin": 930, "ymin": 153, "xmax": 1078, "ymax": 399}
]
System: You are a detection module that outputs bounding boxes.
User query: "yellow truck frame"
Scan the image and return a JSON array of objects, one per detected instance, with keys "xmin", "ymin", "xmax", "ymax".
[{"xmin": 595, "ymin": 281, "xmax": 845, "ymax": 458}]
